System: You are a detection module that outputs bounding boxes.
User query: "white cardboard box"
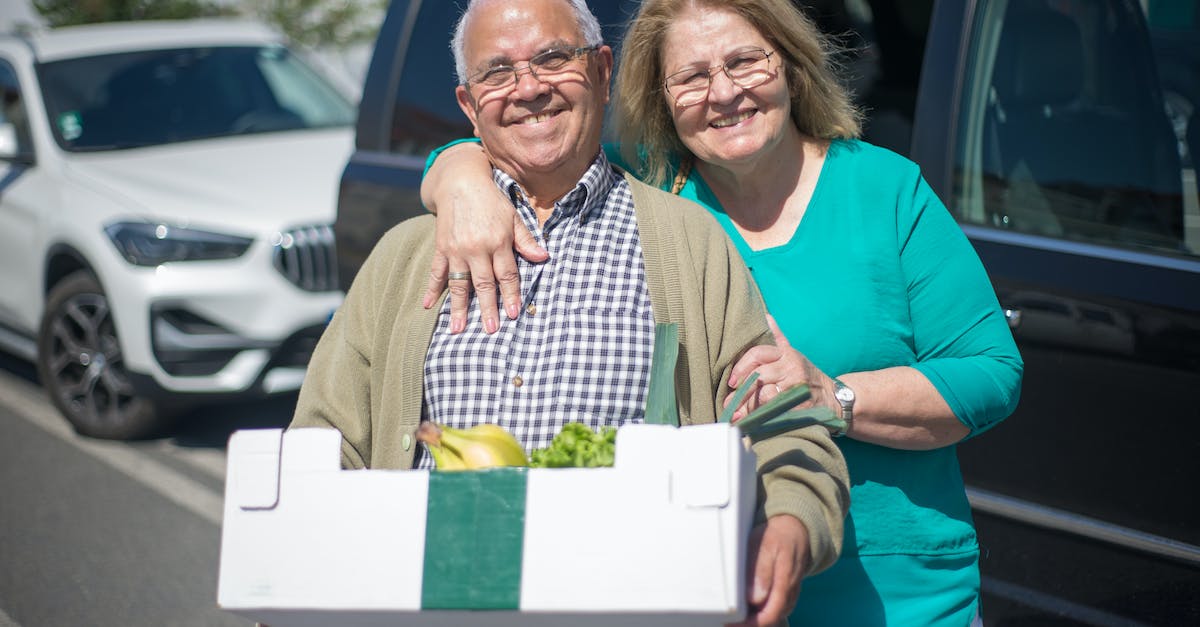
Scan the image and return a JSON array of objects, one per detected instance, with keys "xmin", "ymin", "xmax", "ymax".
[{"xmin": 217, "ymin": 423, "xmax": 756, "ymax": 626}]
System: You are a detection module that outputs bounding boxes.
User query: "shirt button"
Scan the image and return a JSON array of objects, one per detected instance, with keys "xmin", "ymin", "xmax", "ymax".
[
  {"xmin": 512, "ymin": 376, "xmax": 524, "ymax": 387},
  {"xmin": 525, "ymin": 304, "xmax": 537, "ymax": 316},
  {"xmin": 401, "ymin": 433, "xmax": 412, "ymax": 451}
]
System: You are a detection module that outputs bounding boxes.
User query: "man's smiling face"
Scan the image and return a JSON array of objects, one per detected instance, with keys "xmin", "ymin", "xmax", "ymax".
[{"xmin": 455, "ymin": 0, "xmax": 612, "ymax": 192}]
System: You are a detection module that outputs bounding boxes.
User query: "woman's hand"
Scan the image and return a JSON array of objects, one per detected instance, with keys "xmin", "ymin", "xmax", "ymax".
[
  {"xmin": 726, "ymin": 515, "xmax": 811, "ymax": 627},
  {"xmin": 420, "ymin": 142, "xmax": 547, "ymax": 333},
  {"xmin": 728, "ymin": 318, "xmax": 972, "ymax": 449},
  {"xmin": 725, "ymin": 316, "xmax": 836, "ymax": 421}
]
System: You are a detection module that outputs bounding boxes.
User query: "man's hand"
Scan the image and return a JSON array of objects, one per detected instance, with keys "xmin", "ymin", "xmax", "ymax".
[
  {"xmin": 420, "ymin": 143, "xmax": 547, "ymax": 333},
  {"xmin": 727, "ymin": 515, "xmax": 812, "ymax": 627}
]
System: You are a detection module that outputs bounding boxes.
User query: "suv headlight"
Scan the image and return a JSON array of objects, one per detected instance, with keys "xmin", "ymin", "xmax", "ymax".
[{"xmin": 104, "ymin": 222, "xmax": 254, "ymax": 266}]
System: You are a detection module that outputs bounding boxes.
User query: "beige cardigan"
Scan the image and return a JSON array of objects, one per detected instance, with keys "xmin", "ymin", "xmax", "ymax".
[{"xmin": 290, "ymin": 172, "xmax": 849, "ymax": 573}]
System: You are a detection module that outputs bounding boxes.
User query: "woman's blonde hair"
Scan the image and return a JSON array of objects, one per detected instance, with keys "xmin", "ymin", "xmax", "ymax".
[{"xmin": 615, "ymin": 0, "xmax": 863, "ymax": 187}]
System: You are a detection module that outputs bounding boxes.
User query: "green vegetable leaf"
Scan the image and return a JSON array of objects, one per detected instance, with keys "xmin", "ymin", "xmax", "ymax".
[
  {"xmin": 733, "ymin": 384, "xmax": 813, "ymax": 434},
  {"xmin": 718, "ymin": 371, "xmax": 760, "ymax": 424},
  {"xmin": 743, "ymin": 407, "xmax": 843, "ymax": 442},
  {"xmin": 645, "ymin": 323, "xmax": 680, "ymax": 426}
]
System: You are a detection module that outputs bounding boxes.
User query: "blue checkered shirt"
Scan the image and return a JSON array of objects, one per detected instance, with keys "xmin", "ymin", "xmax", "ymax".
[{"xmin": 417, "ymin": 152, "xmax": 654, "ymax": 468}]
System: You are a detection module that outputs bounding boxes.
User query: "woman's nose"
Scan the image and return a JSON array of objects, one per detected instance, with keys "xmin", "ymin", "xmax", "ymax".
[{"xmin": 707, "ymin": 70, "xmax": 742, "ymax": 104}]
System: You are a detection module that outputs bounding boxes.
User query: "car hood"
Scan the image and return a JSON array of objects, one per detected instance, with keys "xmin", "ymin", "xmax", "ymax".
[{"xmin": 63, "ymin": 128, "xmax": 354, "ymax": 235}]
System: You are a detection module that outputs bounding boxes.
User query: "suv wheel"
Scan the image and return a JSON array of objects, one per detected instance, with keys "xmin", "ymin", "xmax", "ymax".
[{"xmin": 37, "ymin": 271, "xmax": 162, "ymax": 439}]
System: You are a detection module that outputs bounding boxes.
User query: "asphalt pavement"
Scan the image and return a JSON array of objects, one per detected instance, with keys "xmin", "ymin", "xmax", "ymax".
[{"xmin": 0, "ymin": 353, "xmax": 293, "ymax": 626}]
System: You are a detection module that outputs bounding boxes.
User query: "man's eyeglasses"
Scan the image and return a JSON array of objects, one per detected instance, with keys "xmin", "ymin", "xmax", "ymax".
[
  {"xmin": 467, "ymin": 45, "xmax": 600, "ymax": 89},
  {"xmin": 663, "ymin": 48, "xmax": 778, "ymax": 107}
]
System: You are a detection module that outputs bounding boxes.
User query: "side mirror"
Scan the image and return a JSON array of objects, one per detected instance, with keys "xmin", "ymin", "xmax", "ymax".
[
  {"xmin": 0, "ymin": 121, "xmax": 17, "ymax": 159},
  {"xmin": 0, "ymin": 120, "xmax": 33, "ymax": 165}
]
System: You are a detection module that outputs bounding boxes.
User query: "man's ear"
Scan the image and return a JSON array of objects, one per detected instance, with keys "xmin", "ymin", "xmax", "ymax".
[
  {"xmin": 455, "ymin": 85, "xmax": 482, "ymax": 138},
  {"xmin": 595, "ymin": 45, "xmax": 615, "ymax": 105}
]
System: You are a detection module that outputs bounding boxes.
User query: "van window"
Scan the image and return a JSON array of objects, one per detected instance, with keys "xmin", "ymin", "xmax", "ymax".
[
  {"xmin": 951, "ymin": 0, "xmax": 1200, "ymax": 257},
  {"xmin": 388, "ymin": 0, "xmax": 641, "ymax": 158}
]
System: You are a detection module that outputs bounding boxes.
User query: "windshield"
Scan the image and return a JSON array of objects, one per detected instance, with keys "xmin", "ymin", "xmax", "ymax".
[{"xmin": 38, "ymin": 45, "xmax": 356, "ymax": 151}]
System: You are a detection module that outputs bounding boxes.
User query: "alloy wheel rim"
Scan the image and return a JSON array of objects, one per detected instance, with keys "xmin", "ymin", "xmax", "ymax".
[{"xmin": 44, "ymin": 292, "xmax": 137, "ymax": 425}]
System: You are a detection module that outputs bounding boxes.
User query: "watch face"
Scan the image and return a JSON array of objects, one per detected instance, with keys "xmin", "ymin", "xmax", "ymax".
[{"xmin": 835, "ymin": 386, "xmax": 855, "ymax": 404}]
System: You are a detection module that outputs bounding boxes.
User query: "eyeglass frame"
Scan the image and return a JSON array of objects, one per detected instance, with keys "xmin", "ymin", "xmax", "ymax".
[
  {"xmin": 662, "ymin": 47, "xmax": 779, "ymax": 107},
  {"xmin": 464, "ymin": 45, "xmax": 601, "ymax": 90}
]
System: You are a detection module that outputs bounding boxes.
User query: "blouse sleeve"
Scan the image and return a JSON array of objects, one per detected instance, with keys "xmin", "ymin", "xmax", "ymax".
[{"xmin": 899, "ymin": 171, "xmax": 1024, "ymax": 436}]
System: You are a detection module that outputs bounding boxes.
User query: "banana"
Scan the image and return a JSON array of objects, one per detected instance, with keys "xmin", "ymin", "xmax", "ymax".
[
  {"xmin": 416, "ymin": 421, "xmax": 529, "ymax": 470},
  {"xmin": 426, "ymin": 442, "xmax": 468, "ymax": 470}
]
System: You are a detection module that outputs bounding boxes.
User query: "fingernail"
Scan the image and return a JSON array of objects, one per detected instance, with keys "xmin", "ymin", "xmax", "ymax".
[
  {"xmin": 507, "ymin": 303, "xmax": 520, "ymax": 319},
  {"xmin": 485, "ymin": 317, "xmax": 498, "ymax": 334},
  {"xmin": 451, "ymin": 318, "xmax": 464, "ymax": 334}
]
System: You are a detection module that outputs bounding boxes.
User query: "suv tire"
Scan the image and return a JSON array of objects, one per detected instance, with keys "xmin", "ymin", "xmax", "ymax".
[{"xmin": 37, "ymin": 271, "xmax": 163, "ymax": 440}]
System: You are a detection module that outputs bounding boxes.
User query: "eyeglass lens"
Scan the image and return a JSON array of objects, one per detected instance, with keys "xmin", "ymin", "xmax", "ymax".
[
  {"xmin": 473, "ymin": 47, "xmax": 592, "ymax": 88},
  {"xmin": 665, "ymin": 48, "xmax": 774, "ymax": 106}
]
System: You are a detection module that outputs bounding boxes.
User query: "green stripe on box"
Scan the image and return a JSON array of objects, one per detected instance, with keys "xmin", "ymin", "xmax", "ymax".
[{"xmin": 421, "ymin": 467, "xmax": 527, "ymax": 610}]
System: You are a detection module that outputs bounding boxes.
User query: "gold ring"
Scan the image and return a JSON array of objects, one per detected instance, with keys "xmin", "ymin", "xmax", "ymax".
[{"xmin": 447, "ymin": 271, "xmax": 471, "ymax": 281}]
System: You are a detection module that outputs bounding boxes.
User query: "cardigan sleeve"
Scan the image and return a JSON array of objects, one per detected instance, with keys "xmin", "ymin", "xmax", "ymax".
[{"xmin": 289, "ymin": 225, "xmax": 418, "ymax": 468}]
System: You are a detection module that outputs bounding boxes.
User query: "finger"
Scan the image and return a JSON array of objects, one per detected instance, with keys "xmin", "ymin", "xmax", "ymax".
[
  {"xmin": 512, "ymin": 214, "xmax": 548, "ymax": 262},
  {"xmin": 729, "ymin": 345, "xmax": 781, "ymax": 387},
  {"xmin": 766, "ymin": 314, "xmax": 791, "ymax": 349},
  {"xmin": 423, "ymin": 252, "xmax": 449, "ymax": 309},
  {"xmin": 493, "ymin": 249, "xmax": 523, "ymax": 320},
  {"xmin": 758, "ymin": 539, "xmax": 804, "ymax": 627},
  {"xmin": 469, "ymin": 256, "xmax": 501, "ymax": 334},
  {"xmin": 745, "ymin": 525, "xmax": 774, "ymax": 624},
  {"xmin": 447, "ymin": 266, "xmax": 473, "ymax": 334}
]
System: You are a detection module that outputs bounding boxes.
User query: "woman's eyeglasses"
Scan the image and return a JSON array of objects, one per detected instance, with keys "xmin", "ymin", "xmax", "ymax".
[
  {"xmin": 663, "ymin": 48, "xmax": 777, "ymax": 107},
  {"xmin": 467, "ymin": 45, "xmax": 600, "ymax": 90}
]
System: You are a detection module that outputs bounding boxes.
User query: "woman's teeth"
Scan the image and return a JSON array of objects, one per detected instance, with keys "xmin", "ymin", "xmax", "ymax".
[{"xmin": 712, "ymin": 111, "xmax": 754, "ymax": 128}]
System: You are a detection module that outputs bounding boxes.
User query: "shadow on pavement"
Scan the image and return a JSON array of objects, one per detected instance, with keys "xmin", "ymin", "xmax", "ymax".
[
  {"xmin": 0, "ymin": 350, "xmax": 39, "ymax": 385},
  {"xmin": 169, "ymin": 392, "xmax": 300, "ymax": 450},
  {"xmin": 1, "ymin": 348, "xmax": 298, "ymax": 451}
]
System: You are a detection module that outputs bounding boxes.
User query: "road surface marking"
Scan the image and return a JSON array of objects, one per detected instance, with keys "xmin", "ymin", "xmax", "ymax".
[
  {"xmin": 153, "ymin": 439, "xmax": 228, "ymax": 481},
  {"xmin": 0, "ymin": 605, "xmax": 20, "ymax": 626},
  {"xmin": 0, "ymin": 370, "xmax": 223, "ymax": 526},
  {"xmin": 982, "ymin": 576, "xmax": 1153, "ymax": 627}
]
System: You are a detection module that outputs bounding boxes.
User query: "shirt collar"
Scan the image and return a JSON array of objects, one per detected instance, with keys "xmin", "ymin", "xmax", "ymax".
[{"xmin": 493, "ymin": 150, "xmax": 618, "ymax": 223}]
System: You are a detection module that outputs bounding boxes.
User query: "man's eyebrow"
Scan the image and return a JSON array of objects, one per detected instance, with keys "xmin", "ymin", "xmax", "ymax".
[
  {"xmin": 480, "ymin": 54, "xmax": 514, "ymax": 69},
  {"xmin": 478, "ymin": 39, "xmax": 575, "ymax": 68}
]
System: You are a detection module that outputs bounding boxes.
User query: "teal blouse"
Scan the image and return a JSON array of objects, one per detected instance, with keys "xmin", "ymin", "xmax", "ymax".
[{"xmin": 427, "ymin": 138, "xmax": 1023, "ymax": 625}]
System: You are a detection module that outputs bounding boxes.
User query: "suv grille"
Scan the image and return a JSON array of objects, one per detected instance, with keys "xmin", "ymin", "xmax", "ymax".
[{"xmin": 272, "ymin": 225, "xmax": 338, "ymax": 292}]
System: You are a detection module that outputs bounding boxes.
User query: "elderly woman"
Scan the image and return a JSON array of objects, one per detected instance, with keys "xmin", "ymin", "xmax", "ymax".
[{"xmin": 421, "ymin": 0, "xmax": 1023, "ymax": 625}]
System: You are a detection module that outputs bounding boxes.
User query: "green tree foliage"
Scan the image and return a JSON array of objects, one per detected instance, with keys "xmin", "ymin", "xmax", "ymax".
[
  {"xmin": 33, "ymin": 0, "xmax": 236, "ymax": 27},
  {"xmin": 249, "ymin": 0, "xmax": 386, "ymax": 50}
]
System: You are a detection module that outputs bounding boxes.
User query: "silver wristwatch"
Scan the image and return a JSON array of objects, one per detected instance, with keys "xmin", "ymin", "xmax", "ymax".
[{"xmin": 832, "ymin": 378, "xmax": 855, "ymax": 437}]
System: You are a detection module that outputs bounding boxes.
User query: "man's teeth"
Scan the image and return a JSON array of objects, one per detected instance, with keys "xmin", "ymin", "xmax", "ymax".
[
  {"xmin": 520, "ymin": 111, "xmax": 555, "ymax": 125},
  {"xmin": 712, "ymin": 111, "xmax": 753, "ymax": 128}
]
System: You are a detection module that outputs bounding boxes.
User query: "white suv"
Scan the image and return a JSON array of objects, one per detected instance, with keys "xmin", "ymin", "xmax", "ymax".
[{"xmin": 0, "ymin": 19, "xmax": 352, "ymax": 439}]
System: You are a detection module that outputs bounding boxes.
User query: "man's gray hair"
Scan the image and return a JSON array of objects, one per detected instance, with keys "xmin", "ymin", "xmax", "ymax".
[{"xmin": 452, "ymin": 0, "xmax": 604, "ymax": 84}]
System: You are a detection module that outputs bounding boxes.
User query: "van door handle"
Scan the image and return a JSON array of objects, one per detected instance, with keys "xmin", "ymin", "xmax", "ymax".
[{"xmin": 1004, "ymin": 308, "xmax": 1022, "ymax": 330}]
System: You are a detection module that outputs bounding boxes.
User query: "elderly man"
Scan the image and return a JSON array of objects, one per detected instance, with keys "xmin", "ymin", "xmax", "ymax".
[{"xmin": 290, "ymin": 0, "xmax": 848, "ymax": 624}]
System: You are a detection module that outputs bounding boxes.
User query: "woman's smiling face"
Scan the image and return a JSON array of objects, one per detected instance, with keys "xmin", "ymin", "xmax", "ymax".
[{"xmin": 660, "ymin": 5, "xmax": 793, "ymax": 170}]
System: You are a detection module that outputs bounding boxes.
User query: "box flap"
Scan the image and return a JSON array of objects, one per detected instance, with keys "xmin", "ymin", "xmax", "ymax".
[{"xmin": 227, "ymin": 428, "xmax": 284, "ymax": 510}]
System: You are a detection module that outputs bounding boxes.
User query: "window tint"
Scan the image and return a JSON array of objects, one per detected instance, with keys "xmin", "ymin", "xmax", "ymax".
[
  {"xmin": 38, "ymin": 46, "xmax": 355, "ymax": 152},
  {"xmin": 952, "ymin": 0, "xmax": 1199, "ymax": 257},
  {"xmin": 386, "ymin": 0, "xmax": 647, "ymax": 158}
]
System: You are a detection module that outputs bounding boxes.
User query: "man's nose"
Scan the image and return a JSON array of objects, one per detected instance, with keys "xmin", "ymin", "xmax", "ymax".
[
  {"xmin": 706, "ymin": 70, "xmax": 742, "ymax": 105},
  {"xmin": 513, "ymin": 66, "xmax": 549, "ymax": 100}
]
